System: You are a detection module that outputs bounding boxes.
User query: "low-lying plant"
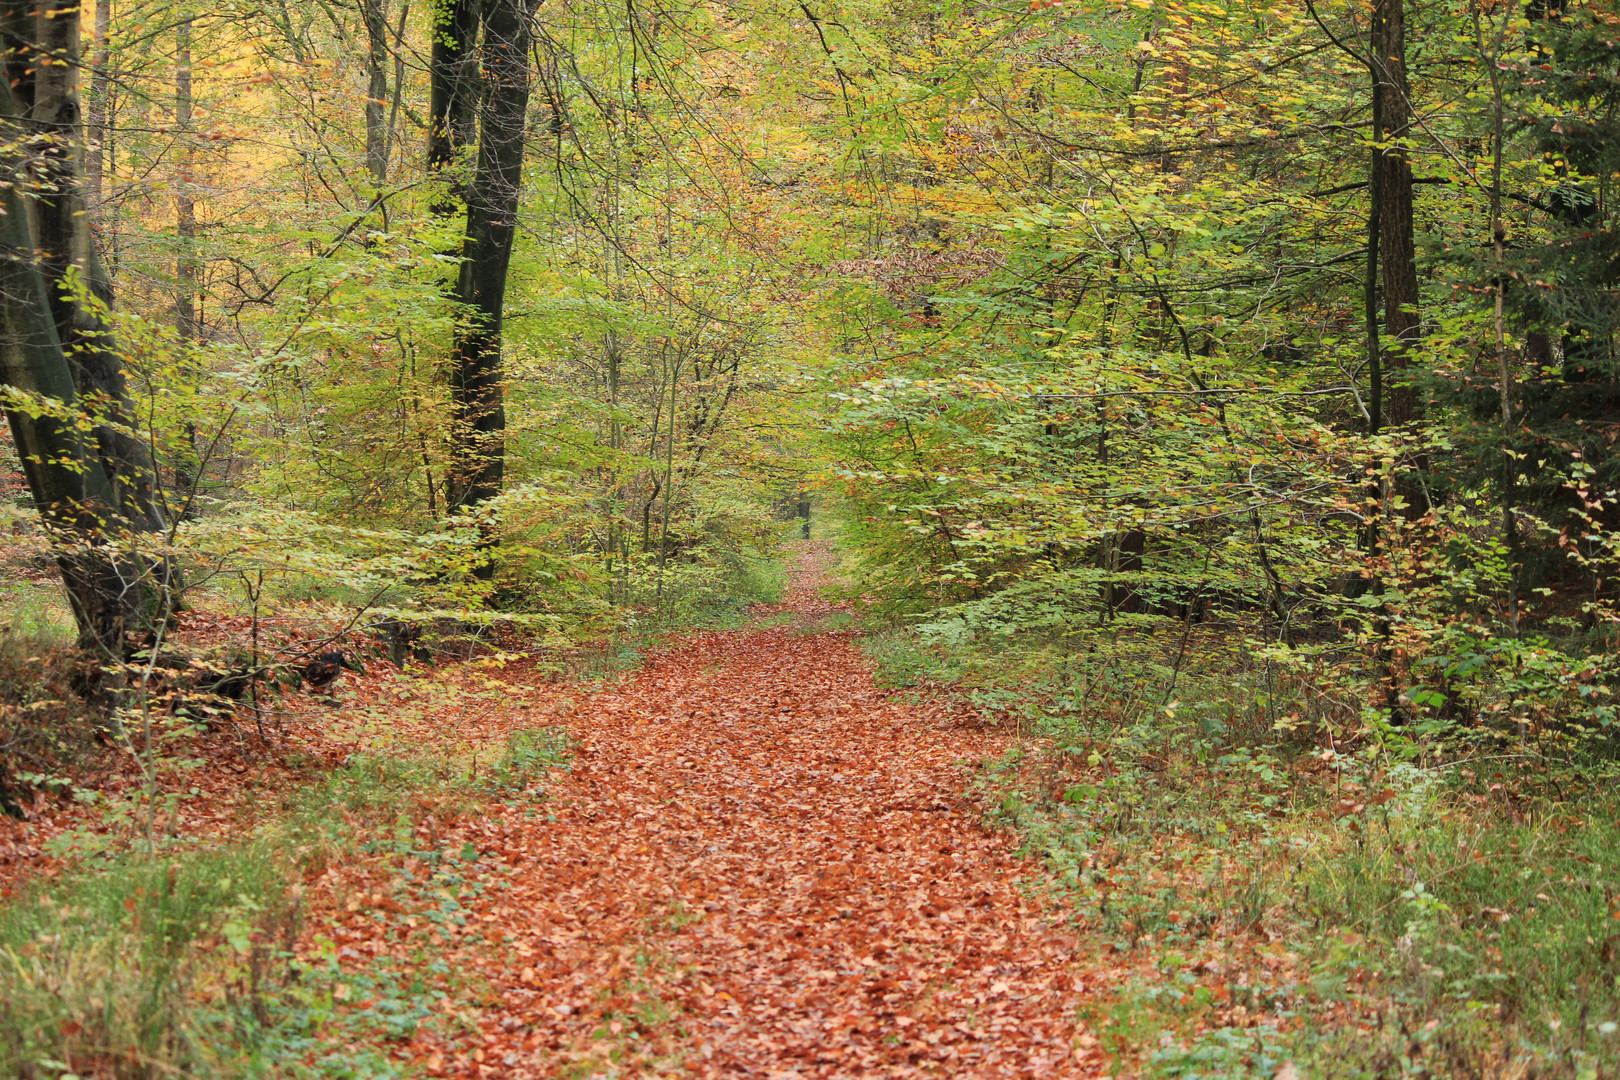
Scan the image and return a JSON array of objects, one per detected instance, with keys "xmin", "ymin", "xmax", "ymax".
[{"xmin": 869, "ymin": 618, "xmax": 1620, "ymax": 1079}]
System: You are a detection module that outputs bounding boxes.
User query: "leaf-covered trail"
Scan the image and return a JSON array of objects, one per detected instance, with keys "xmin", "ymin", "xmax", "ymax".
[{"xmin": 422, "ymin": 545, "xmax": 1106, "ymax": 1077}]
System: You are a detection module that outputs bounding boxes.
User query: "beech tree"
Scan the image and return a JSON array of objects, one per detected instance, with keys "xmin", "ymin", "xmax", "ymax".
[
  {"xmin": 0, "ymin": 0, "xmax": 172, "ymax": 660},
  {"xmin": 428, "ymin": 0, "xmax": 537, "ymax": 536}
]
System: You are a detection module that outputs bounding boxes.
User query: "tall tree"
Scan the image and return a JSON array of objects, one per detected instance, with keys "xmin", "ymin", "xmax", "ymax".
[
  {"xmin": 427, "ymin": 0, "xmax": 481, "ymax": 201},
  {"xmin": 1371, "ymin": 0, "xmax": 1422, "ymax": 428},
  {"xmin": 445, "ymin": 0, "xmax": 535, "ymax": 519},
  {"xmin": 84, "ymin": 0, "xmax": 111, "ymax": 210},
  {"xmin": 174, "ymin": 20, "xmax": 199, "ymax": 346},
  {"xmin": 0, "ymin": 0, "xmax": 173, "ymax": 658},
  {"xmin": 172, "ymin": 19, "xmax": 202, "ymax": 513},
  {"xmin": 361, "ymin": 0, "xmax": 391, "ymax": 180},
  {"xmin": 422, "ymin": 0, "xmax": 538, "ymax": 556}
]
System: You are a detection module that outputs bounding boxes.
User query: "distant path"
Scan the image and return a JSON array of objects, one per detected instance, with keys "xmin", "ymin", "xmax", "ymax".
[{"xmin": 422, "ymin": 543, "xmax": 1104, "ymax": 1078}]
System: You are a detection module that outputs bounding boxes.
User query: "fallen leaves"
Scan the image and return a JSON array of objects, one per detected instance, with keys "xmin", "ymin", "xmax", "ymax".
[
  {"xmin": 3, "ymin": 543, "xmax": 1114, "ymax": 1075},
  {"xmin": 380, "ymin": 544, "xmax": 1108, "ymax": 1077}
]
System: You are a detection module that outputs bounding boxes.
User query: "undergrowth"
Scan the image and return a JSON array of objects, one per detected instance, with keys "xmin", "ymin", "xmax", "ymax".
[
  {"xmin": 865, "ymin": 624, "xmax": 1620, "ymax": 1080},
  {"xmin": 0, "ymin": 728, "xmax": 572, "ymax": 1080},
  {"xmin": 612, "ymin": 535, "xmax": 789, "ymax": 631},
  {"xmin": 0, "ymin": 623, "xmax": 104, "ymax": 819}
]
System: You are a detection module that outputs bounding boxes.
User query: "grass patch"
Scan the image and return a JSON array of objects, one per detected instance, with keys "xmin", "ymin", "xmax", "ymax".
[
  {"xmin": 871, "ymin": 624, "xmax": 1620, "ymax": 1079},
  {"xmin": 0, "ymin": 614, "xmax": 106, "ymax": 818},
  {"xmin": 612, "ymin": 541, "xmax": 789, "ymax": 632},
  {"xmin": 861, "ymin": 629, "xmax": 949, "ymax": 689},
  {"xmin": 1291, "ymin": 785, "xmax": 1620, "ymax": 1078},
  {"xmin": 483, "ymin": 726, "xmax": 572, "ymax": 795},
  {"xmin": 0, "ymin": 576, "xmax": 75, "ymax": 644},
  {"xmin": 794, "ymin": 610, "xmax": 857, "ymax": 635},
  {"xmin": 989, "ymin": 735, "xmax": 1620, "ymax": 1077},
  {"xmin": 0, "ymin": 843, "xmax": 416, "ymax": 1080},
  {"xmin": 0, "ymin": 728, "xmax": 573, "ymax": 1079}
]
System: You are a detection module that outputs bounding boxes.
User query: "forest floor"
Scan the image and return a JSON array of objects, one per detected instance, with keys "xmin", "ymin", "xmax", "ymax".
[
  {"xmin": 0, "ymin": 539, "xmax": 1132, "ymax": 1078},
  {"xmin": 369, "ymin": 541, "xmax": 1110, "ymax": 1077},
  {"xmin": 8, "ymin": 542, "xmax": 1611, "ymax": 1078}
]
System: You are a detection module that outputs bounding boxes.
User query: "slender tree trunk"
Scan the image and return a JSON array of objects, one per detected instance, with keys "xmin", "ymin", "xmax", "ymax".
[
  {"xmin": 1478, "ymin": 11, "xmax": 1519, "ymax": 634},
  {"xmin": 1346, "ymin": 48, "xmax": 1386, "ymax": 603},
  {"xmin": 1364, "ymin": 144, "xmax": 1382, "ymax": 434},
  {"xmin": 445, "ymin": 0, "xmax": 535, "ymax": 528},
  {"xmin": 175, "ymin": 21, "xmax": 198, "ymax": 344},
  {"xmin": 1371, "ymin": 0, "xmax": 1420, "ymax": 428},
  {"xmin": 361, "ymin": 0, "xmax": 389, "ymax": 180},
  {"xmin": 85, "ymin": 0, "xmax": 110, "ymax": 211},
  {"xmin": 386, "ymin": 0, "xmax": 409, "ymax": 183},
  {"xmin": 173, "ymin": 20, "xmax": 201, "ymax": 512}
]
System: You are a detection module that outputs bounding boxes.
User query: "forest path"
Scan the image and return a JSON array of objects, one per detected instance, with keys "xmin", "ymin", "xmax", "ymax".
[{"xmin": 426, "ymin": 544, "xmax": 1105, "ymax": 1078}]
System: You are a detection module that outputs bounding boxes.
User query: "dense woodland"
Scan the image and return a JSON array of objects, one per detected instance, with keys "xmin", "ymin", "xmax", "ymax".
[
  {"xmin": 2, "ymin": 0, "xmax": 1620, "ymax": 1072},
  {"xmin": 4, "ymin": 0, "xmax": 1618, "ymax": 711}
]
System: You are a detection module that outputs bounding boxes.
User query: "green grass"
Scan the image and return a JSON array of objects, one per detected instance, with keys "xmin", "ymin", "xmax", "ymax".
[
  {"xmin": 0, "ymin": 576, "xmax": 75, "ymax": 644},
  {"xmin": 865, "ymin": 622, "xmax": 1620, "ymax": 1080},
  {"xmin": 0, "ymin": 728, "xmax": 573, "ymax": 1080},
  {"xmin": 0, "ymin": 843, "xmax": 385, "ymax": 1080},
  {"xmin": 0, "ymin": 592, "xmax": 106, "ymax": 817},
  {"xmin": 0, "ymin": 840, "xmax": 462, "ymax": 1079},
  {"xmin": 615, "ymin": 541, "xmax": 789, "ymax": 628},
  {"xmin": 861, "ymin": 629, "xmax": 951, "ymax": 688},
  {"xmin": 483, "ymin": 726, "xmax": 572, "ymax": 794},
  {"xmin": 1291, "ymin": 787, "xmax": 1620, "ymax": 1078},
  {"xmin": 983, "ymin": 737, "xmax": 1620, "ymax": 1077}
]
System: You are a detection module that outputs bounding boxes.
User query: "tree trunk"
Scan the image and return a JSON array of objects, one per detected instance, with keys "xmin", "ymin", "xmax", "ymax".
[
  {"xmin": 427, "ymin": 0, "xmax": 480, "ymax": 206},
  {"xmin": 361, "ymin": 0, "xmax": 389, "ymax": 181},
  {"xmin": 175, "ymin": 21, "xmax": 198, "ymax": 344},
  {"xmin": 173, "ymin": 20, "xmax": 201, "ymax": 512},
  {"xmin": 85, "ymin": 0, "xmax": 110, "ymax": 211},
  {"xmin": 445, "ymin": 0, "xmax": 535, "ymax": 525},
  {"xmin": 1364, "ymin": 137, "xmax": 1381, "ymax": 434},
  {"xmin": 0, "ymin": 0, "xmax": 173, "ymax": 658},
  {"xmin": 1371, "ymin": 0, "xmax": 1421, "ymax": 428}
]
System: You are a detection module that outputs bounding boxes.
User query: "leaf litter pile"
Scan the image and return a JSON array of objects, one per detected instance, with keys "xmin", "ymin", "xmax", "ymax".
[{"xmin": 363, "ymin": 544, "xmax": 1109, "ymax": 1077}]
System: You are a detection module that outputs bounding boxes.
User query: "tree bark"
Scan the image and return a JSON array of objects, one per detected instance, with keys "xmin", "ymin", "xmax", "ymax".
[
  {"xmin": 85, "ymin": 0, "xmax": 110, "ymax": 211},
  {"xmin": 427, "ymin": 0, "xmax": 480, "ymax": 206},
  {"xmin": 1364, "ymin": 139, "xmax": 1381, "ymax": 434},
  {"xmin": 173, "ymin": 19, "xmax": 201, "ymax": 512},
  {"xmin": 445, "ymin": 0, "xmax": 535, "ymax": 523},
  {"xmin": 0, "ymin": 0, "xmax": 173, "ymax": 657},
  {"xmin": 361, "ymin": 0, "xmax": 390, "ymax": 180},
  {"xmin": 175, "ymin": 21, "xmax": 199, "ymax": 344},
  {"xmin": 1371, "ymin": 0, "xmax": 1421, "ymax": 427}
]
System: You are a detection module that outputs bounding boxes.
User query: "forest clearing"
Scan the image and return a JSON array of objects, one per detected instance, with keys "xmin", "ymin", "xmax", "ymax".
[{"xmin": 1, "ymin": 0, "xmax": 1620, "ymax": 1073}]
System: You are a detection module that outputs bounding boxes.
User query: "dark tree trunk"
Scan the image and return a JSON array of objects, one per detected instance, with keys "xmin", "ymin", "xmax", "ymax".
[
  {"xmin": 445, "ymin": 0, "xmax": 535, "ymax": 525},
  {"xmin": 0, "ymin": 0, "xmax": 173, "ymax": 658},
  {"xmin": 1103, "ymin": 528, "xmax": 1146, "ymax": 617},
  {"xmin": 28, "ymin": 0, "xmax": 165, "ymax": 534},
  {"xmin": 0, "ymin": 158, "xmax": 118, "ymax": 546},
  {"xmin": 1364, "ymin": 136, "xmax": 1381, "ymax": 434},
  {"xmin": 427, "ymin": 0, "xmax": 481, "ymax": 205},
  {"xmin": 1371, "ymin": 0, "xmax": 1421, "ymax": 428}
]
